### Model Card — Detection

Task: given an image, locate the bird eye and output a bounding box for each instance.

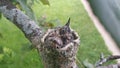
[60,28,66,35]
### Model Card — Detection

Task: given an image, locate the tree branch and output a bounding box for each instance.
[95,53,120,68]
[96,53,120,67]
[96,64,120,68]
[0,0,44,47]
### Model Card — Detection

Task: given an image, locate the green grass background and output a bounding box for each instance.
[0,0,113,68]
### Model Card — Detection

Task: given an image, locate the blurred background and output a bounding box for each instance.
[88,0,120,46]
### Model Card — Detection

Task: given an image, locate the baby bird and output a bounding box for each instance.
[59,18,74,46]
[45,18,75,48]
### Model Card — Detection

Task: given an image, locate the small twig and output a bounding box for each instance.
[96,53,120,67]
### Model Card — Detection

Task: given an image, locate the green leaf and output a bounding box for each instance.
[16,0,37,22]
[15,3,22,10]
[40,0,50,5]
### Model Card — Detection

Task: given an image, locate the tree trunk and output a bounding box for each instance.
[0,0,80,68]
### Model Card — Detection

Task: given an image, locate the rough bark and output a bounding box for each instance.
[0,0,80,68]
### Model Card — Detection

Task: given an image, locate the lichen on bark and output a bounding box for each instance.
[0,4,43,47]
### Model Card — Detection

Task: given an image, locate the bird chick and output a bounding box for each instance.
[45,18,76,48]
[59,18,74,46]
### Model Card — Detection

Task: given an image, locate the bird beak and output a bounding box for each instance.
[65,18,70,27]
